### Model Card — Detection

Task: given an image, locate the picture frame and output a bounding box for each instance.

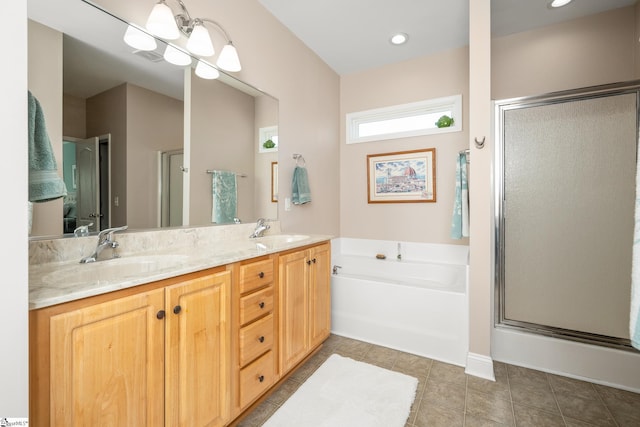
[367,148,436,203]
[271,161,278,202]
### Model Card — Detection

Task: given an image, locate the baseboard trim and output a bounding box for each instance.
[465,352,495,381]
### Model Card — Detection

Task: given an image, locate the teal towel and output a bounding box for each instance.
[450,152,469,239]
[211,170,237,224]
[28,91,67,202]
[292,166,311,205]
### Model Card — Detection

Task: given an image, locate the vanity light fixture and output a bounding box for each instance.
[390,33,409,45]
[195,60,220,79]
[163,44,192,66]
[141,0,242,72]
[123,24,157,51]
[549,0,573,7]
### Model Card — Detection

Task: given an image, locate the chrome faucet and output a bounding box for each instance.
[80,225,128,263]
[249,218,270,238]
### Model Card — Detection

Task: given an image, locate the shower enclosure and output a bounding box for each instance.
[495,82,639,349]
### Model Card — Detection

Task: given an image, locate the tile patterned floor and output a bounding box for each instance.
[238,334,640,427]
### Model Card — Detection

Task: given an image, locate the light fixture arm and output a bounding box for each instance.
[200,18,233,43]
[165,0,234,43]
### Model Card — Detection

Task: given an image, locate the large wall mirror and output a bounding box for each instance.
[28,0,278,238]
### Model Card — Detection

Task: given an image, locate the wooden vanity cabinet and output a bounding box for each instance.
[30,267,232,427]
[230,256,278,416]
[278,242,331,374]
[30,240,331,426]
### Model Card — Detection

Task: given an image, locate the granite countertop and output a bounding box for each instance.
[29,233,332,310]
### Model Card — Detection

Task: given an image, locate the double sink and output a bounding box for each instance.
[34,234,311,294]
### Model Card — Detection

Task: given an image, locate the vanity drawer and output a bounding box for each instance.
[239,314,273,366]
[239,350,275,409]
[239,286,273,326]
[239,259,273,294]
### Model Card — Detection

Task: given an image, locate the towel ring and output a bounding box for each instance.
[293,153,306,167]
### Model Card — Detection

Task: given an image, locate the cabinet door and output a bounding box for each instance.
[309,243,331,348]
[50,289,165,427]
[165,270,231,427]
[279,249,310,372]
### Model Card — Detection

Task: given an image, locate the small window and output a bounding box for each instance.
[259,126,278,153]
[346,95,462,144]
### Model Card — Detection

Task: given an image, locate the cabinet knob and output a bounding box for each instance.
[258,271,265,278]
[259,301,265,309]
[312,258,317,264]
[258,375,265,383]
[258,336,265,343]
[306,260,312,265]
[173,305,182,315]
[156,310,166,320]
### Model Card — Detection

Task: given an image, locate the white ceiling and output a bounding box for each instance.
[28,0,638,99]
[258,0,637,75]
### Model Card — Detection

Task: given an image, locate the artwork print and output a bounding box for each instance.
[367,148,436,203]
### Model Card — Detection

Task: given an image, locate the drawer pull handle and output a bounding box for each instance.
[258,271,265,278]
[258,375,265,383]
[258,336,265,343]
[259,302,265,309]
[156,310,166,320]
[173,305,182,315]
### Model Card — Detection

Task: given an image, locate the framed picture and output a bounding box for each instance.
[367,148,436,203]
[271,161,278,202]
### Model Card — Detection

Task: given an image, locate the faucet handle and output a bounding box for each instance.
[98,225,128,240]
[73,223,94,237]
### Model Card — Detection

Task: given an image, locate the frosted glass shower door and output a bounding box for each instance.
[500,91,637,342]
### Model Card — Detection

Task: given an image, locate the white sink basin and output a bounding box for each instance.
[254,234,310,245]
[41,254,189,285]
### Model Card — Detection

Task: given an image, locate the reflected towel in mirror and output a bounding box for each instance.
[211,170,237,224]
[292,166,311,205]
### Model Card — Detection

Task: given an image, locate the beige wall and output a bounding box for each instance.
[86,84,128,227]
[254,95,278,221]
[127,84,183,229]
[94,0,341,236]
[492,7,637,100]
[63,94,86,138]
[28,20,64,237]
[468,0,493,362]
[339,48,469,244]
[189,74,255,225]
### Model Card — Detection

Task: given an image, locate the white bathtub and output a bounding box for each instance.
[331,238,469,366]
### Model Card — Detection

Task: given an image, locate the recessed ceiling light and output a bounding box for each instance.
[549,0,572,8]
[390,33,408,45]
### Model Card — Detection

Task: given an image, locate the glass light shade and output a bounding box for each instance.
[390,33,408,45]
[186,24,215,57]
[550,0,572,7]
[123,24,157,51]
[164,44,192,66]
[146,1,180,40]
[216,43,241,72]
[195,60,220,79]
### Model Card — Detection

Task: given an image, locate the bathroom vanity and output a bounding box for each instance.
[28,229,331,426]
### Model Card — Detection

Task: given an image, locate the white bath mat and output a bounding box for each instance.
[262,353,418,427]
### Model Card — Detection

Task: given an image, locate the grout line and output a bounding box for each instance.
[592,382,620,427]
[545,372,569,427]
[504,363,518,426]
